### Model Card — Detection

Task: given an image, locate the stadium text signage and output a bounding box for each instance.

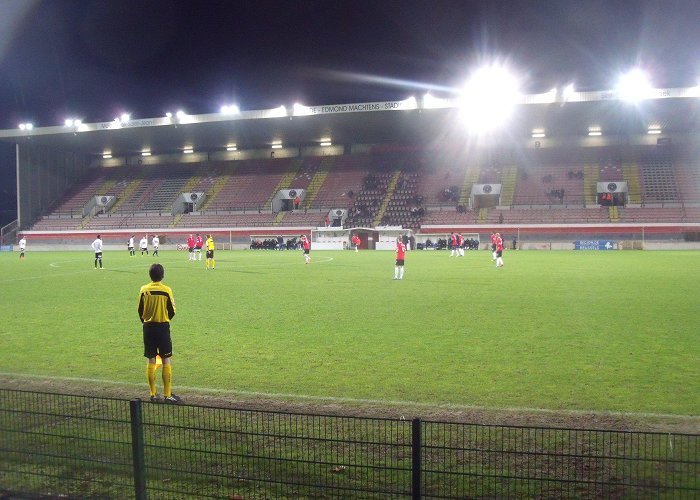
[574,240,616,250]
[306,101,416,115]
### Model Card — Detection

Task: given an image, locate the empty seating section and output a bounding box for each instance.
[638,152,679,203]
[309,155,368,209]
[28,145,698,231]
[204,159,291,211]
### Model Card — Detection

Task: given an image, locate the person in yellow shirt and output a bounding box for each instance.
[205,234,215,270]
[138,263,180,403]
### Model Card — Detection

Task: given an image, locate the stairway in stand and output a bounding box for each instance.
[583,164,599,206]
[302,156,334,209]
[478,208,489,223]
[372,171,401,226]
[608,205,619,222]
[622,162,642,203]
[458,166,480,208]
[499,166,518,206]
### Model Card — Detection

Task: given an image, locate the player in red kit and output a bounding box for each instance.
[457,233,465,257]
[187,234,195,261]
[351,234,361,252]
[394,237,406,280]
[490,232,498,261]
[449,232,458,257]
[194,233,204,261]
[300,234,311,264]
[495,233,504,267]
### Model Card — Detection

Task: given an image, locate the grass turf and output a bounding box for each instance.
[0,249,698,416]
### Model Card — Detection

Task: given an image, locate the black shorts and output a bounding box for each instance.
[206,250,214,258]
[128,246,134,251]
[496,250,502,257]
[491,244,496,251]
[94,252,102,259]
[395,259,404,266]
[196,246,202,251]
[140,247,147,252]
[188,247,194,252]
[143,322,173,358]
[303,249,310,254]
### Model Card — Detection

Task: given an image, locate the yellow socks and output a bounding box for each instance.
[146,363,157,397]
[162,364,172,397]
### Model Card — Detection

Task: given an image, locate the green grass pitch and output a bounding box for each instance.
[0,248,698,417]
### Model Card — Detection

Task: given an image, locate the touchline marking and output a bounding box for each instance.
[0,372,696,420]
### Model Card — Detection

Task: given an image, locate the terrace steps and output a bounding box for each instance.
[583,164,599,205]
[458,166,480,207]
[372,171,401,226]
[499,166,518,206]
[109,178,143,213]
[622,163,642,203]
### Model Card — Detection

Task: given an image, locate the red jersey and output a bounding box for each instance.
[458,234,465,246]
[195,236,203,249]
[301,236,310,250]
[491,234,498,245]
[496,237,503,252]
[396,241,406,260]
[450,234,457,246]
[187,236,195,249]
[352,235,360,245]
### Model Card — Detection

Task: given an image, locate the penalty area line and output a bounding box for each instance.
[0,371,696,421]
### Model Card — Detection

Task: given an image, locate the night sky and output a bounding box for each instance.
[1,0,700,223]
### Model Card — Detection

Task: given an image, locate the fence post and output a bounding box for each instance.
[130,399,147,500]
[412,418,422,500]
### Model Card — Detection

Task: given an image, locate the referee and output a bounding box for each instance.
[138,263,180,403]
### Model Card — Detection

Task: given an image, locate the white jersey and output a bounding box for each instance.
[152,236,159,248]
[91,238,103,252]
[128,237,134,248]
[19,238,26,251]
[139,238,148,249]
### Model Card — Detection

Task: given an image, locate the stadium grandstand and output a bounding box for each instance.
[1,83,700,250]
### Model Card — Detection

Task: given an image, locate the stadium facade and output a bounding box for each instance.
[0,86,699,250]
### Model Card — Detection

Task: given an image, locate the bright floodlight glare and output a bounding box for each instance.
[165,112,172,118]
[120,113,130,122]
[141,151,151,156]
[320,141,332,147]
[271,143,283,149]
[617,69,653,102]
[531,128,546,138]
[64,119,74,127]
[459,65,520,132]
[226,145,237,151]
[176,110,185,118]
[102,153,112,159]
[563,83,575,101]
[221,104,240,114]
[293,103,313,116]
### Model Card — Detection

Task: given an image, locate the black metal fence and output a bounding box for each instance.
[1,389,698,499]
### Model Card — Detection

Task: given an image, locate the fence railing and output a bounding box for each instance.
[1,389,698,499]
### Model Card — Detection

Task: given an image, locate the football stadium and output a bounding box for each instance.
[1,73,699,498]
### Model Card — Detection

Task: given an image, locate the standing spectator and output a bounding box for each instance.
[152,235,160,257]
[495,233,505,268]
[194,233,204,261]
[294,195,301,210]
[205,234,216,270]
[18,236,26,260]
[91,235,103,269]
[128,235,135,257]
[393,237,406,280]
[139,235,149,256]
[187,234,195,261]
[301,234,311,264]
[138,263,180,404]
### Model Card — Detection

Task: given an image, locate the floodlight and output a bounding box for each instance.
[268,105,287,118]
[176,110,185,119]
[531,129,546,138]
[65,119,74,127]
[401,96,418,110]
[563,83,575,101]
[588,126,602,136]
[423,93,450,109]
[220,104,240,114]
[165,112,173,118]
[320,141,332,147]
[616,69,653,102]
[183,148,194,154]
[141,150,151,156]
[458,64,521,132]
[19,123,26,130]
[102,153,113,159]
[647,126,662,134]
[120,113,131,123]
[271,143,283,149]
[293,103,313,116]
[226,145,237,151]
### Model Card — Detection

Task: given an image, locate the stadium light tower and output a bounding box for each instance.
[458,64,521,132]
[616,69,653,102]
[220,104,240,114]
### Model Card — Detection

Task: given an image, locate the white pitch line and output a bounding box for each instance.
[0,371,696,421]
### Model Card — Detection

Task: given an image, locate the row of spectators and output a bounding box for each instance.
[418,238,480,250]
[250,237,300,250]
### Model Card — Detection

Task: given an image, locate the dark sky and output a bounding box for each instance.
[2,0,700,129]
[1,0,700,224]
